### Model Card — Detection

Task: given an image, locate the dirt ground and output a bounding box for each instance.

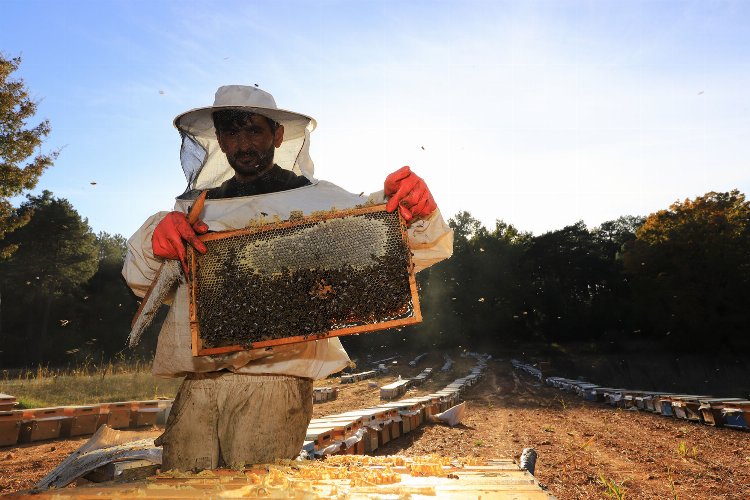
[2,355,749,499]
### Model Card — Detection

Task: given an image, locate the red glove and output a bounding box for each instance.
[384,166,437,223]
[152,212,209,276]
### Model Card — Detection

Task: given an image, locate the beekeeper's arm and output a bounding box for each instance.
[379,166,454,273]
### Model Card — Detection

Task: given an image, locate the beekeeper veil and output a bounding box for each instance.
[173,85,317,192]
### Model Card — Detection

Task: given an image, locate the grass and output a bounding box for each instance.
[599,473,626,499]
[667,467,678,500]
[0,358,181,408]
[676,441,697,458]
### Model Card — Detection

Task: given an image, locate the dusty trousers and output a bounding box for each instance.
[155,372,313,471]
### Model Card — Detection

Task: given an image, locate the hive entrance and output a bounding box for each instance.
[188,204,421,356]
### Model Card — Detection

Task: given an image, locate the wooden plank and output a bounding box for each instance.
[85,460,160,483]
[16,458,554,499]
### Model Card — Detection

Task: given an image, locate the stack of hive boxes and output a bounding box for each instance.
[517,360,750,431]
[0,399,173,447]
[304,354,490,459]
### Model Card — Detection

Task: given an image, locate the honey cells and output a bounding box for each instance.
[192,209,414,349]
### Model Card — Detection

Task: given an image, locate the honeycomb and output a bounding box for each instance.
[189,205,419,353]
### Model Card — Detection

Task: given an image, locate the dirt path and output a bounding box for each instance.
[2,357,749,499]
[374,360,750,499]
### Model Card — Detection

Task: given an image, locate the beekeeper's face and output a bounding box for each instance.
[215,112,285,180]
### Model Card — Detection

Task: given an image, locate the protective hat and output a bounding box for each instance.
[173,85,317,192]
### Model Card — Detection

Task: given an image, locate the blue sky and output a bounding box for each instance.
[2,0,749,238]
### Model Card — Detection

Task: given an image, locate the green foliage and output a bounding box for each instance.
[523,220,632,341]
[0,191,98,363]
[78,232,141,356]
[2,191,98,295]
[0,54,57,259]
[622,190,750,349]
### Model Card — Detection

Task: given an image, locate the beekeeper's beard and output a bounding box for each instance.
[226,142,276,179]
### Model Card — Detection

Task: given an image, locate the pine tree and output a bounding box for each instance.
[0,54,57,259]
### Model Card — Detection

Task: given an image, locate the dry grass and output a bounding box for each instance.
[0,358,181,408]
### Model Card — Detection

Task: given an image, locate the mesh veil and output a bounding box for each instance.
[176,106,316,193]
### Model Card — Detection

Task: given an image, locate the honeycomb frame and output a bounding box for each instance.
[187,204,421,356]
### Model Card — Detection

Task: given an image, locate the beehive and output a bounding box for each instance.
[0,411,22,446]
[61,406,100,437]
[129,401,160,427]
[188,205,420,356]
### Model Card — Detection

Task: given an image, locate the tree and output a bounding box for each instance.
[524,221,623,341]
[622,190,750,349]
[0,54,57,259]
[77,232,141,357]
[448,211,483,252]
[593,215,645,259]
[0,191,98,362]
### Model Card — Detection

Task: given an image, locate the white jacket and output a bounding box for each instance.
[122,180,453,380]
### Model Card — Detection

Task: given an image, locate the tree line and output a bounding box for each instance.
[3,188,749,367]
[0,190,151,366]
[368,190,750,356]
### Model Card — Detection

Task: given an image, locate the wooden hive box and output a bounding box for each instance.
[328,412,379,452]
[98,402,131,429]
[671,396,710,422]
[19,407,69,443]
[376,401,417,434]
[373,407,401,440]
[130,401,160,427]
[0,411,22,446]
[661,395,710,419]
[308,419,353,441]
[401,397,430,425]
[313,387,338,403]
[61,406,100,437]
[698,398,748,426]
[577,384,600,401]
[0,393,17,412]
[331,410,377,428]
[720,401,750,430]
[634,391,662,410]
[434,390,459,409]
[421,395,442,417]
[590,387,620,404]
[187,205,420,356]
[622,390,647,409]
[315,416,359,435]
[304,424,338,452]
[646,392,674,413]
[658,396,677,416]
[400,401,425,431]
[354,407,391,446]
[379,379,410,400]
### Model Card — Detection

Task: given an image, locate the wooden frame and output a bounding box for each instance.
[188,204,421,356]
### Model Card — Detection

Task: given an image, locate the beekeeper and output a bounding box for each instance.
[122,85,453,471]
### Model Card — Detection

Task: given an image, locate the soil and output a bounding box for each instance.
[2,355,749,499]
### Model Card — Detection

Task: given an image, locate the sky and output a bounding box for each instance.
[2,0,749,238]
